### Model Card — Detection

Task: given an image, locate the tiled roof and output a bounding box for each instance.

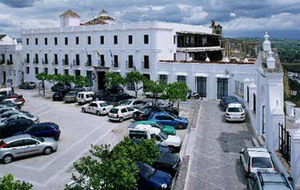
[0,34,6,40]
[84,15,115,26]
[59,10,80,18]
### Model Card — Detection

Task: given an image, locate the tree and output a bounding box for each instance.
[74,76,91,87]
[143,79,167,101]
[36,72,48,96]
[125,71,146,98]
[166,82,189,110]
[0,174,33,190]
[104,72,125,89]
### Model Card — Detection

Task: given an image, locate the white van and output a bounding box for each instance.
[128,124,182,153]
[77,91,94,105]
[0,87,13,96]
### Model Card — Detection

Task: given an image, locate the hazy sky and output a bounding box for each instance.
[0,0,300,39]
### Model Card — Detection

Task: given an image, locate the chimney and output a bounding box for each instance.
[263,32,271,52]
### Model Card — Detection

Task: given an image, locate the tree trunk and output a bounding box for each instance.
[177,100,180,112]
[43,81,45,97]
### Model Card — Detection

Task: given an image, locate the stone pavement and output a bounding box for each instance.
[183,99,254,190]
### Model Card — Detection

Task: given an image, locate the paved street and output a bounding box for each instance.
[185,100,254,190]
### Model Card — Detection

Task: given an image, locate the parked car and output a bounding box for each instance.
[108,105,138,122]
[137,162,172,190]
[51,83,71,92]
[64,91,78,103]
[15,122,61,140]
[148,112,188,129]
[71,86,91,93]
[3,111,39,124]
[104,93,133,106]
[0,107,16,114]
[0,101,20,109]
[107,85,124,94]
[0,118,34,139]
[0,110,21,119]
[133,107,153,121]
[247,172,294,190]
[240,147,276,176]
[77,91,94,105]
[225,103,246,122]
[0,93,25,104]
[133,120,176,135]
[2,98,24,108]
[82,101,113,116]
[19,81,36,89]
[220,96,239,111]
[52,91,67,101]
[0,134,58,164]
[153,152,181,177]
[128,124,182,153]
[93,90,111,101]
[131,138,170,153]
[118,99,149,109]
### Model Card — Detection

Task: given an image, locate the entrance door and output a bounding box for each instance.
[196,77,207,97]
[97,71,106,90]
[262,105,265,136]
[3,71,6,85]
[217,78,228,99]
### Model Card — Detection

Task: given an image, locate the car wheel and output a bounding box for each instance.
[3,154,13,164]
[177,123,184,129]
[82,108,86,113]
[96,111,101,116]
[169,146,176,153]
[43,147,53,155]
[195,95,200,99]
[119,117,124,122]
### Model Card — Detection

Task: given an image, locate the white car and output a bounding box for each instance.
[118,99,149,109]
[77,91,94,105]
[3,112,39,124]
[81,101,113,116]
[108,105,138,122]
[240,147,276,176]
[225,103,245,122]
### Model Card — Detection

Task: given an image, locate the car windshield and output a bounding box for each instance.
[170,113,179,119]
[228,107,243,112]
[31,135,44,142]
[110,108,119,113]
[226,97,238,102]
[139,164,155,179]
[100,103,109,107]
[159,131,168,140]
[252,157,273,168]
[19,111,34,118]
[66,92,76,96]
[120,101,131,105]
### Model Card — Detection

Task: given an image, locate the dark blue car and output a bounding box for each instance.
[137,162,172,190]
[15,122,61,140]
[148,112,188,129]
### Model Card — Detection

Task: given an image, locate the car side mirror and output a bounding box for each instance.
[239,151,243,154]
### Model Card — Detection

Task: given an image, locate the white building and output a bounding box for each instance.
[0,35,23,87]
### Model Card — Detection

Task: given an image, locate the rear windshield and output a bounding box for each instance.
[31,135,44,142]
[110,108,119,113]
[119,101,131,105]
[66,92,76,96]
[100,103,109,107]
[252,157,273,168]
[228,107,242,112]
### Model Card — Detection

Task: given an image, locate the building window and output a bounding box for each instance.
[64,69,69,75]
[64,54,69,65]
[26,67,30,74]
[44,54,48,64]
[87,36,91,45]
[34,54,39,64]
[113,55,118,67]
[75,70,80,77]
[128,35,133,44]
[86,54,92,66]
[253,93,256,114]
[143,55,149,69]
[174,53,176,61]
[65,37,68,45]
[128,55,133,68]
[0,54,4,64]
[54,37,58,45]
[235,81,244,98]
[247,86,249,103]
[75,54,80,65]
[76,36,79,45]
[35,67,39,74]
[54,68,58,75]
[26,54,30,63]
[159,75,168,83]
[144,35,149,44]
[35,38,38,45]
[100,55,105,66]
[87,71,93,85]
[177,76,186,84]
[114,35,118,44]
[44,68,48,75]
[26,38,29,45]
[173,35,176,44]
[54,54,58,65]
[8,54,13,65]
[100,36,104,44]
[44,38,48,45]
[127,81,135,91]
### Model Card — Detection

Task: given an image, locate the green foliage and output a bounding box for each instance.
[74,76,91,86]
[104,72,125,89]
[35,72,48,81]
[0,174,33,190]
[166,82,188,103]
[143,79,167,99]
[125,71,147,98]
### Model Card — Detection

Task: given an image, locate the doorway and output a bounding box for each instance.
[2,71,6,85]
[196,77,207,97]
[217,78,228,99]
[97,71,106,90]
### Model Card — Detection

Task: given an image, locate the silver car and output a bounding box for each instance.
[1,111,39,124]
[0,134,58,164]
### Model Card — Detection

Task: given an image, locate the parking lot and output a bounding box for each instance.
[0,89,193,190]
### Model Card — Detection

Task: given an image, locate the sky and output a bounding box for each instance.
[0,0,300,39]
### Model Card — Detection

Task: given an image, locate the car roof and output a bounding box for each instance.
[258,172,292,190]
[133,124,160,133]
[227,103,242,108]
[92,101,107,104]
[246,147,271,157]
[3,134,31,142]
[114,105,132,109]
